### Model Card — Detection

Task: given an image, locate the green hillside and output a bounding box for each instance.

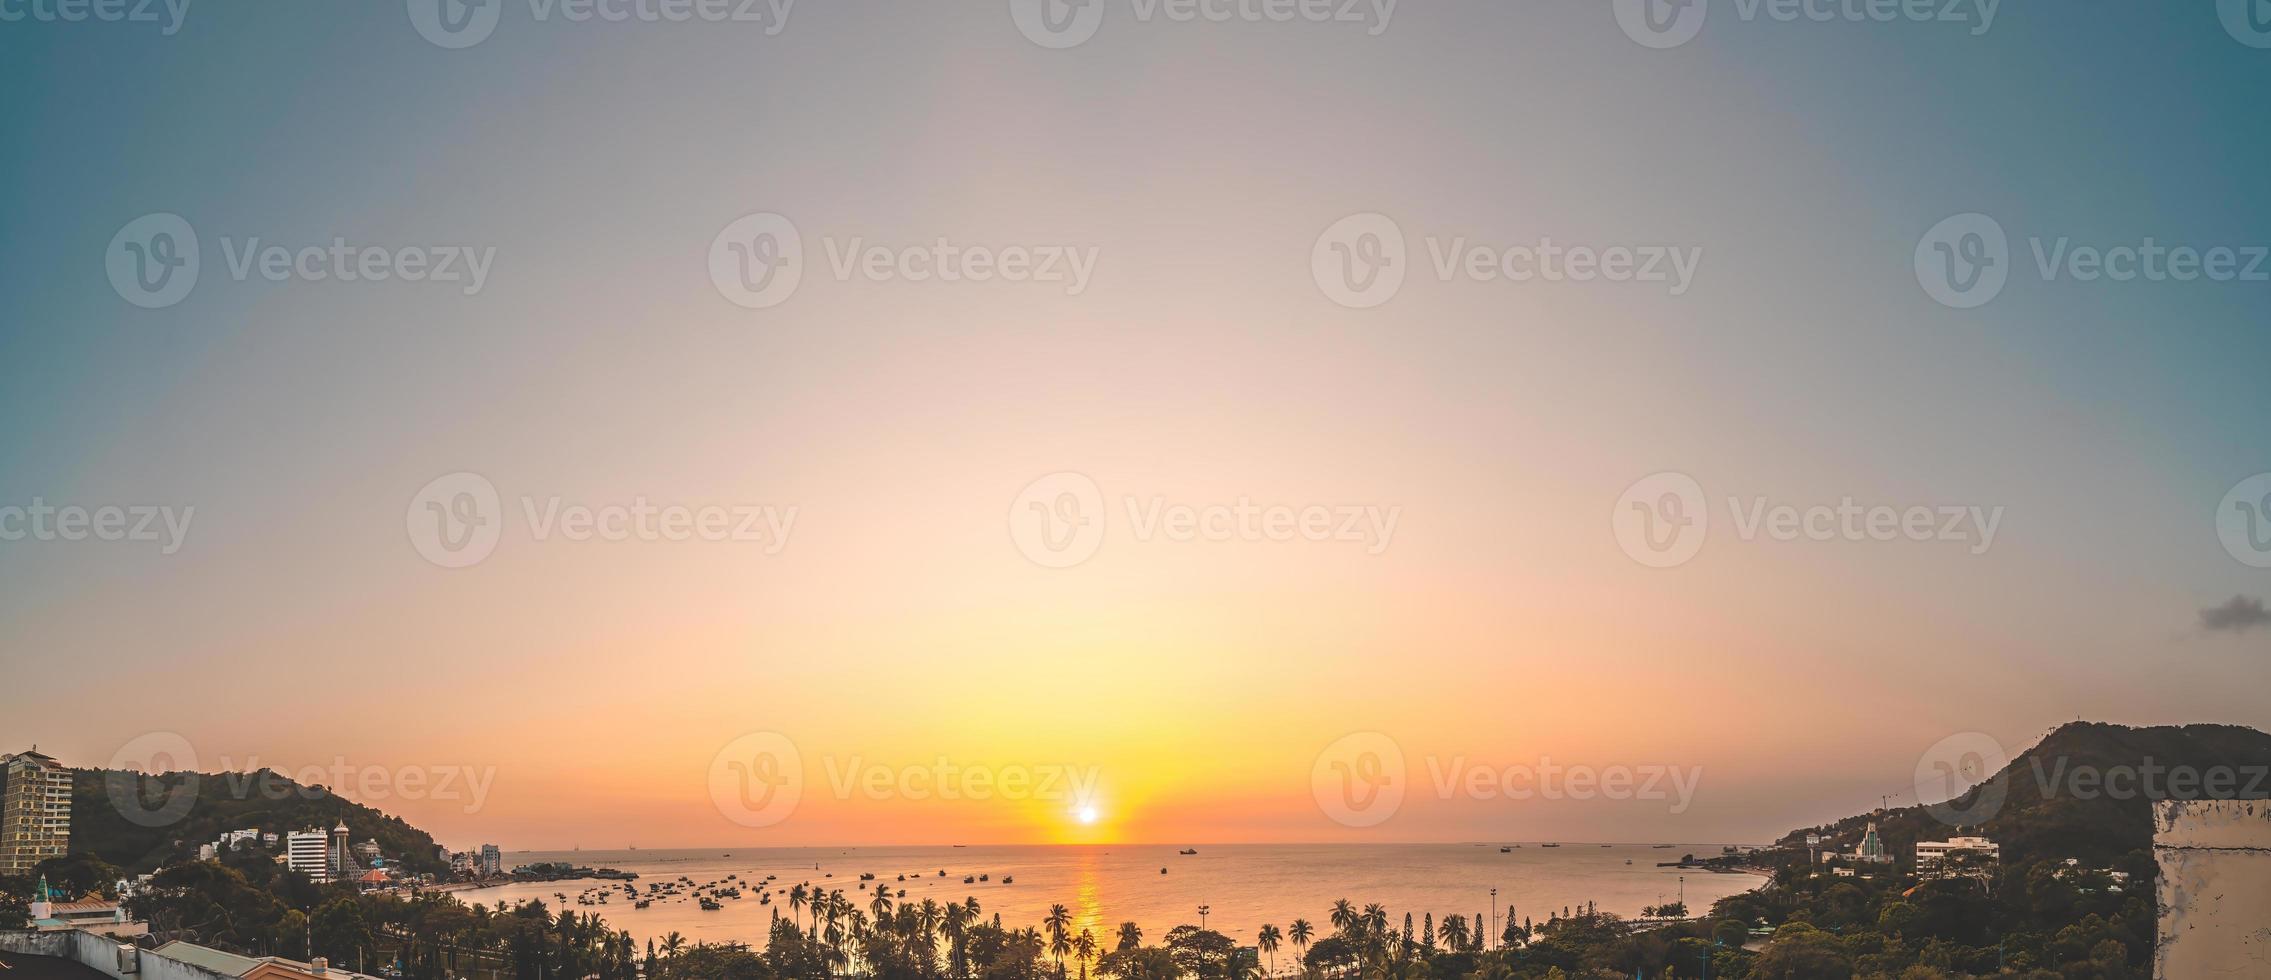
[71,767,450,876]
[1782,721,2271,868]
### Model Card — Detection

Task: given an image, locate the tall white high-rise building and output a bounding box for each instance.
[287,829,331,883]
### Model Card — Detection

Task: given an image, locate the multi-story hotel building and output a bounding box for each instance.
[1,750,72,874]
[286,829,331,883]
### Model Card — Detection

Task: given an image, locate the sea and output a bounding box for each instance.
[452,843,1764,951]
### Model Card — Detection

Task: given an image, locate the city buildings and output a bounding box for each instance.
[1916,835,1999,869]
[285,830,329,883]
[24,877,145,938]
[479,843,502,876]
[0,750,72,875]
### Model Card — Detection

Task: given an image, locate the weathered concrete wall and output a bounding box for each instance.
[2155,799,2271,979]
[0,930,243,980]
[0,928,135,978]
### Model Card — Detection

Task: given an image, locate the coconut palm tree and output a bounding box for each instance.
[1045,904,1073,980]
[1074,929,1097,980]
[1116,921,1143,952]
[1256,924,1282,977]
[1289,919,1313,958]
[661,932,686,958]
[790,883,808,929]
[1438,914,1468,952]
[1329,900,1357,936]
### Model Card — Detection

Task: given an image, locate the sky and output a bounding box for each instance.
[2,0,2269,852]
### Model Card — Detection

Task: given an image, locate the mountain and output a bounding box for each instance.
[70,766,450,875]
[1783,721,2271,868]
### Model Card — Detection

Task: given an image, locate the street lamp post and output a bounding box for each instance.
[1199,905,1211,931]
[1489,888,1497,948]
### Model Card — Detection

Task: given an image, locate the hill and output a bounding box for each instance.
[71,766,451,876]
[1783,721,2271,868]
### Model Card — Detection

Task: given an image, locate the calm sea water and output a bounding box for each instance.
[455,844,1762,951]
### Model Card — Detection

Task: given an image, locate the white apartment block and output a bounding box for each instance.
[1916,835,2000,868]
[286,829,331,883]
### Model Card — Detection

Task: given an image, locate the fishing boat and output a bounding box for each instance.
[1541,843,1561,848]
[979,874,989,881]
[1160,867,1168,874]
[964,876,976,884]
[1001,876,1012,884]
[1499,846,1512,853]
[1179,848,1198,855]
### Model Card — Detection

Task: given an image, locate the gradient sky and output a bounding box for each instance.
[3,0,2268,851]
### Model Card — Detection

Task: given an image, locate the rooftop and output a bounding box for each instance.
[0,951,112,980]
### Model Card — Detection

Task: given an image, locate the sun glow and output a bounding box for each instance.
[1077,805,1100,824]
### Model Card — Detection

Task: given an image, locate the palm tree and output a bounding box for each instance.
[1256,925,1282,977]
[1438,914,1468,952]
[1074,929,1097,980]
[790,883,808,929]
[1045,904,1074,980]
[661,932,686,958]
[944,901,973,977]
[1363,904,1387,940]
[1289,919,1313,957]
[1116,921,1143,952]
[1329,900,1357,935]
[872,885,894,923]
